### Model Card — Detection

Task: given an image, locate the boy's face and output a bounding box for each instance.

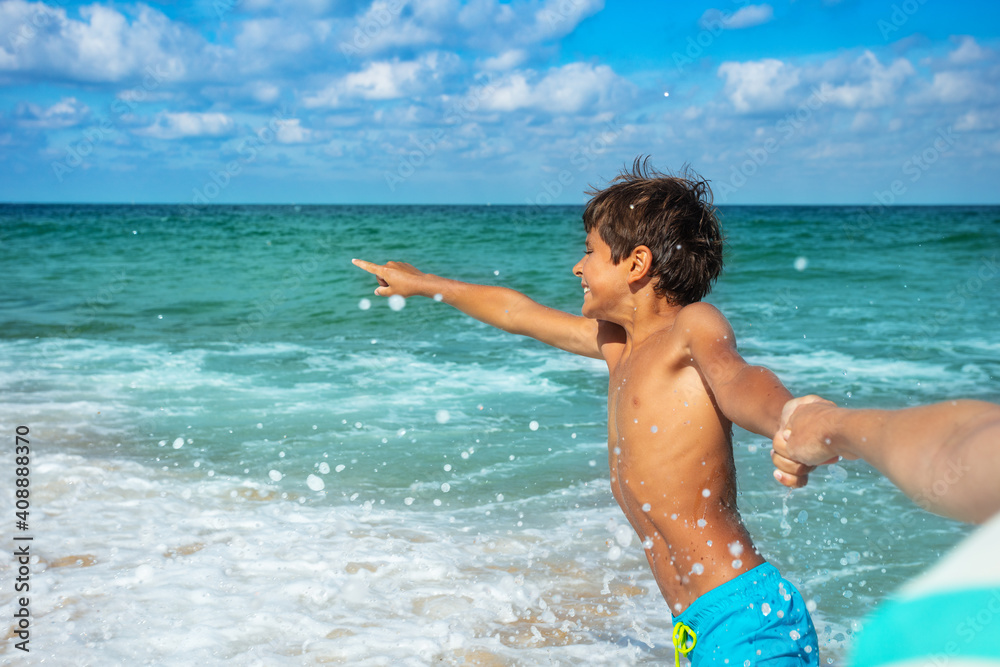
[573,229,628,319]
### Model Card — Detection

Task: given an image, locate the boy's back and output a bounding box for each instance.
[354,159,818,664]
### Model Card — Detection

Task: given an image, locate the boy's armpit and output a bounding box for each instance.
[596,320,627,348]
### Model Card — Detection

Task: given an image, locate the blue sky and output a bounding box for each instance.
[1,0,998,204]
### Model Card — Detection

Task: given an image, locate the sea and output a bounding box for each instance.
[1,204,997,666]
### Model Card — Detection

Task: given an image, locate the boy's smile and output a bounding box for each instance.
[573,229,627,320]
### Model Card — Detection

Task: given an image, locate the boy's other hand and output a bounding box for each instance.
[352,259,435,298]
[771,395,842,488]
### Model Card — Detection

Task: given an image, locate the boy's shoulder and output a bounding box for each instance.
[673,301,735,341]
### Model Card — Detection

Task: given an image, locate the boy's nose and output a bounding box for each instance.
[572,258,583,276]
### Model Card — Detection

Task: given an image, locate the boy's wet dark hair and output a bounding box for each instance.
[583,157,724,305]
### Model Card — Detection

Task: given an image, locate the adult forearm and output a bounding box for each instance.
[824,401,1000,523]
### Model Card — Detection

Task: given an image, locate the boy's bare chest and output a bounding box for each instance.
[605,343,715,448]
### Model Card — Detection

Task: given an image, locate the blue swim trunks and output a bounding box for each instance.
[672,563,819,666]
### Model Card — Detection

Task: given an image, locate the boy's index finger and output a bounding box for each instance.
[351,258,383,276]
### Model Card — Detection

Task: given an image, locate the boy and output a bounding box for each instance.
[353,159,818,665]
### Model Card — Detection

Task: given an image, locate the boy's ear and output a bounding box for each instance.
[627,245,653,283]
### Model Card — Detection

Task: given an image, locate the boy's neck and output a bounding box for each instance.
[611,285,684,344]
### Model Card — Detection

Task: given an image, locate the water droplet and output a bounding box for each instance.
[702,488,711,497]
[319,462,330,474]
[529,420,539,431]
[642,503,651,512]
[697,518,707,528]
[729,541,744,557]
[441,482,451,493]
[690,563,704,576]
[732,559,742,569]
[761,602,771,616]
[404,497,414,505]
[388,294,406,311]
[794,257,808,271]
[268,470,282,482]
[650,425,658,433]
[335,464,346,473]
[358,298,372,310]
[435,409,450,424]
[172,437,184,449]
[306,474,325,491]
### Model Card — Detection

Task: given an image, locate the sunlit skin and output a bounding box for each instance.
[772,395,1000,525]
[354,228,799,614]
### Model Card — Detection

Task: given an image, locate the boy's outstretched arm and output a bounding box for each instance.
[680,302,795,439]
[772,397,1000,524]
[352,259,604,359]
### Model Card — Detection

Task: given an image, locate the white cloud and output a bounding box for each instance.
[718,58,800,112]
[948,36,988,65]
[815,51,914,109]
[718,50,917,113]
[479,62,629,114]
[955,110,996,132]
[137,112,234,139]
[275,119,311,143]
[332,0,603,59]
[0,1,191,83]
[14,97,89,129]
[700,4,774,30]
[303,52,460,107]
[927,70,979,104]
[481,49,528,71]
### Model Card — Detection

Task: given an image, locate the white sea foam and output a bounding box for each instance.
[0,452,681,665]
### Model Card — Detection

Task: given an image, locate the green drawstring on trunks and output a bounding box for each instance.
[673,621,697,666]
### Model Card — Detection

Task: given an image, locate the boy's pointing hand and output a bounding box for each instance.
[352,258,435,298]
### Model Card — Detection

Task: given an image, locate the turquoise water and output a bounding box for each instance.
[1,204,998,664]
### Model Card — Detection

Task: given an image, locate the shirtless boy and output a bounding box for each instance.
[354,159,818,665]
